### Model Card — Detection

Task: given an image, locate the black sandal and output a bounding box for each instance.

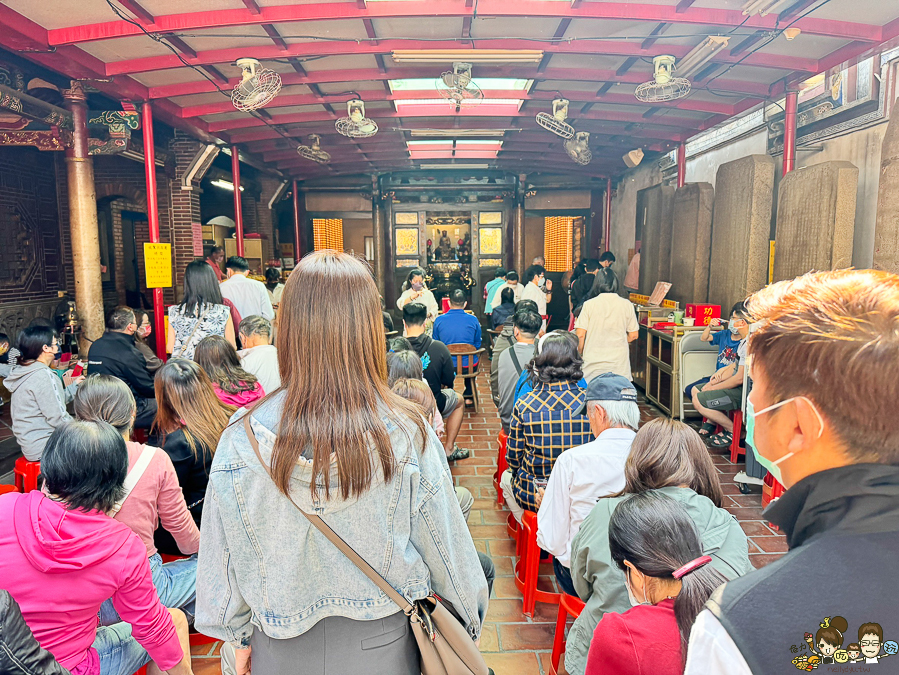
[698,422,716,437]
[708,431,733,448]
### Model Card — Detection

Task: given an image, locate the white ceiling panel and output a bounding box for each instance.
[79,35,175,62]
[300,54,380,72]
[132,68,207,87]
[179,25,271,53]
[2,0,120,29]
[272,20,371,42]
[370,17,463,40]
[470,17,562,39]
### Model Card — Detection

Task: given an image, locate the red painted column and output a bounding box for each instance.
[604,177,612,252]
[232,146,245,257]
[782,89,799,175]
[142,102,166,360]
[676,143,686,188]
[292,180,302,261]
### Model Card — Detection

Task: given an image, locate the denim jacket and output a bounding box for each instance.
[195,394,488,647]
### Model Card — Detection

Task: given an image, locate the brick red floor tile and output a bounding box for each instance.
[498,622,557,651]
[483,651,542,675]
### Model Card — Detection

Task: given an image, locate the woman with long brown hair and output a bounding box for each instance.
[561,418,753,675]
[195,251,487,675]
[152,358,232,554]
[194,335,265,406]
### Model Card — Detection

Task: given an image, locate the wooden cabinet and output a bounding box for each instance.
[225,238,269,274]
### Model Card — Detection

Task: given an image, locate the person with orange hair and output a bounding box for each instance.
[685,269,899,675]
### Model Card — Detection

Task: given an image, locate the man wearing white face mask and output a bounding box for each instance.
[684,269,899,675]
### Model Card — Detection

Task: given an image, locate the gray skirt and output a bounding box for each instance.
[249,611,419,675]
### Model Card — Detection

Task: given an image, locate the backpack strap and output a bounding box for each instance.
[109,446,156,516]
[508,345,524,377]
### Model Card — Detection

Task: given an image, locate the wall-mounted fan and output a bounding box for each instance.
[296,134,331,164]
[335,99,379,138]
[564,131,592,166]
[436,62,484,108]
[635,55,691,103]
[231,58,282,112]
[536,98,575,139]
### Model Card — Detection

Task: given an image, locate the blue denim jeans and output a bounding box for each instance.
[92,622,152,675]
[100,553,198,626]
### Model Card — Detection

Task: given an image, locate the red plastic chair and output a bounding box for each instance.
[729,410,744,463]
[550,594,586,675]
[493,429,508,506]
[132,633,218,674]
[514,511,561,617]
[0,484,18,496]
[14,458,40,493]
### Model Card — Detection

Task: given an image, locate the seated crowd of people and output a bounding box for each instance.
[1,251,897,675]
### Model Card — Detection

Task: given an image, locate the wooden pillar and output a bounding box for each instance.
[372,175,386,298]
[514,174,526,274]
[62,82,104,351]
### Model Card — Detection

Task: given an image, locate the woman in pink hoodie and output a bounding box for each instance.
[194,334,265,407]
[73,374,201,623]
[0,420,192,675]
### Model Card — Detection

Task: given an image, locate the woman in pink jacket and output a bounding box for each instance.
[74,374,201,624]
[0,420,192,675]
[194,334,265,407]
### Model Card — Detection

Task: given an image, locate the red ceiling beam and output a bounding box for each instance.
[181,88,735,119]
[207,105,704,133]
[47,1,882,45]
[103,38,820,77]
[149,66,773,100]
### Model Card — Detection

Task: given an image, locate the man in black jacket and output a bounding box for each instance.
[402,302,468,461]
[86,306,157,428]
[684,269,899,674]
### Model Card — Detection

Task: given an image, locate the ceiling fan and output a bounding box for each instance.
[231,58,282,112]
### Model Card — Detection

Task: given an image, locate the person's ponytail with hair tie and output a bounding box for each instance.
[672,555,712,579]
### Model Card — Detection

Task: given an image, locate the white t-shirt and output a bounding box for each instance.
[238,344,280,395]
[575,293,640,381]
[520,281,547,317]
[536,427,636,567]
[490,282,524,310]
[220,274,275,321]
[684,610,752,675]
[397,287,439,321]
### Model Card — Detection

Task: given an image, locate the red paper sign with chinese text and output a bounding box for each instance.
[686,303,720,326]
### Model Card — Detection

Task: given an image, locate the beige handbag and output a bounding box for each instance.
[243,415,490,675]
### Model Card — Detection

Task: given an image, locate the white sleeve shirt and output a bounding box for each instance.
[684,609,752,675]
[220,274,275,321]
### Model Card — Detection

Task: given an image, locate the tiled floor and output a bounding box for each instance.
[3,369,785,674]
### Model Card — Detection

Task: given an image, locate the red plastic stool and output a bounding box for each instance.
[14,458,41,493]
[493,430,508,506]
[514,511,561,617]
[0,484,18,496]
[729,410,744,463]
[761,471,786,531]
[550,594,586,675]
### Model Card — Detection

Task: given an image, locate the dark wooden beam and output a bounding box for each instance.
[675,0,697,12]
[240,0,261,15]
[641,23,669,50]
[616,57,638,76]
[163,35,196,58]
[115,0,154,24]
[262,24,288,50]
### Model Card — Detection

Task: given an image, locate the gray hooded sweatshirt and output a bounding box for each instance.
[4,362,75,461]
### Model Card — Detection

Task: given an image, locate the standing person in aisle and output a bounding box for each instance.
[483,267,506,318]
[521,265,550,328]
[220,256,275,323]
[575,268,639,381]
[196,251,487,675]
[167,260,236,360]
[396,268,439,332]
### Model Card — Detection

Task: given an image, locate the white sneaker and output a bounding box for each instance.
[734,471,764,486]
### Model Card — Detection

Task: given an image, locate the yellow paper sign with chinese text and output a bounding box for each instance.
[144,243,172,288]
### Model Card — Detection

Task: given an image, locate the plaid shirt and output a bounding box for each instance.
[507,381,594,512]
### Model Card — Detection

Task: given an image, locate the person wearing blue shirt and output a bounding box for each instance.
[683,311,744,438]
[483,268,506,316]
[432,289,482,406]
